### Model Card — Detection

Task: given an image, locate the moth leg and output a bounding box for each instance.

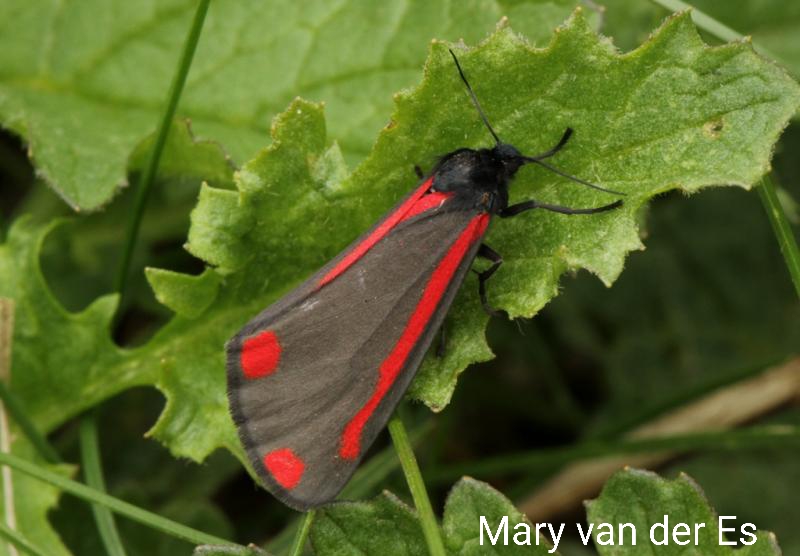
[414,165,425,179]
[436,323,447,358]
[499,199,622,218]
[475,243,503,317]
[527,127,573,160]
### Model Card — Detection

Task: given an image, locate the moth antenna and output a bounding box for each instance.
[449,49,624,197]
[522,156,627,196]
[449,49,501,145]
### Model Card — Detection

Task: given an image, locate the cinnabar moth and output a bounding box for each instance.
[226,50,624,510]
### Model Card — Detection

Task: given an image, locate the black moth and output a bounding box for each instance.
[226,49,624,510]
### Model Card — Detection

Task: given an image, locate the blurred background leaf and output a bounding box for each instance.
[586,469,781,554]
[0,0,598,211]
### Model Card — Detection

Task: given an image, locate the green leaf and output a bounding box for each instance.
[442,478,554,555]
[0,218,137,430]
[310,477,553,555]
[660,410,800,555]
[0,220,169,552]
[310,492,428,555]
[7,458,76,556]
[311,471,786,555]
[675,0,800,78]
[128,119,236,192]
[145,267,221,319]
[140,8,800,460]
[34,118,232,315]
[0,0,592,211]
[597,0,672,52]
[381,10,800,409]
[586,468,781,554]
[145,98,337,461]
[601,0,800,80]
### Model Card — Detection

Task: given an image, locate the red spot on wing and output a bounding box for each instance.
[240,330,282,379]
[263,448,305,490]
[398,191,453,222]
[318,178,442,288]
[339,213,490,459]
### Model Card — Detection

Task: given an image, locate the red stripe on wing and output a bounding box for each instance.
[398,191,452,222]
[317,177,436,288]
[339,213,490,459]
